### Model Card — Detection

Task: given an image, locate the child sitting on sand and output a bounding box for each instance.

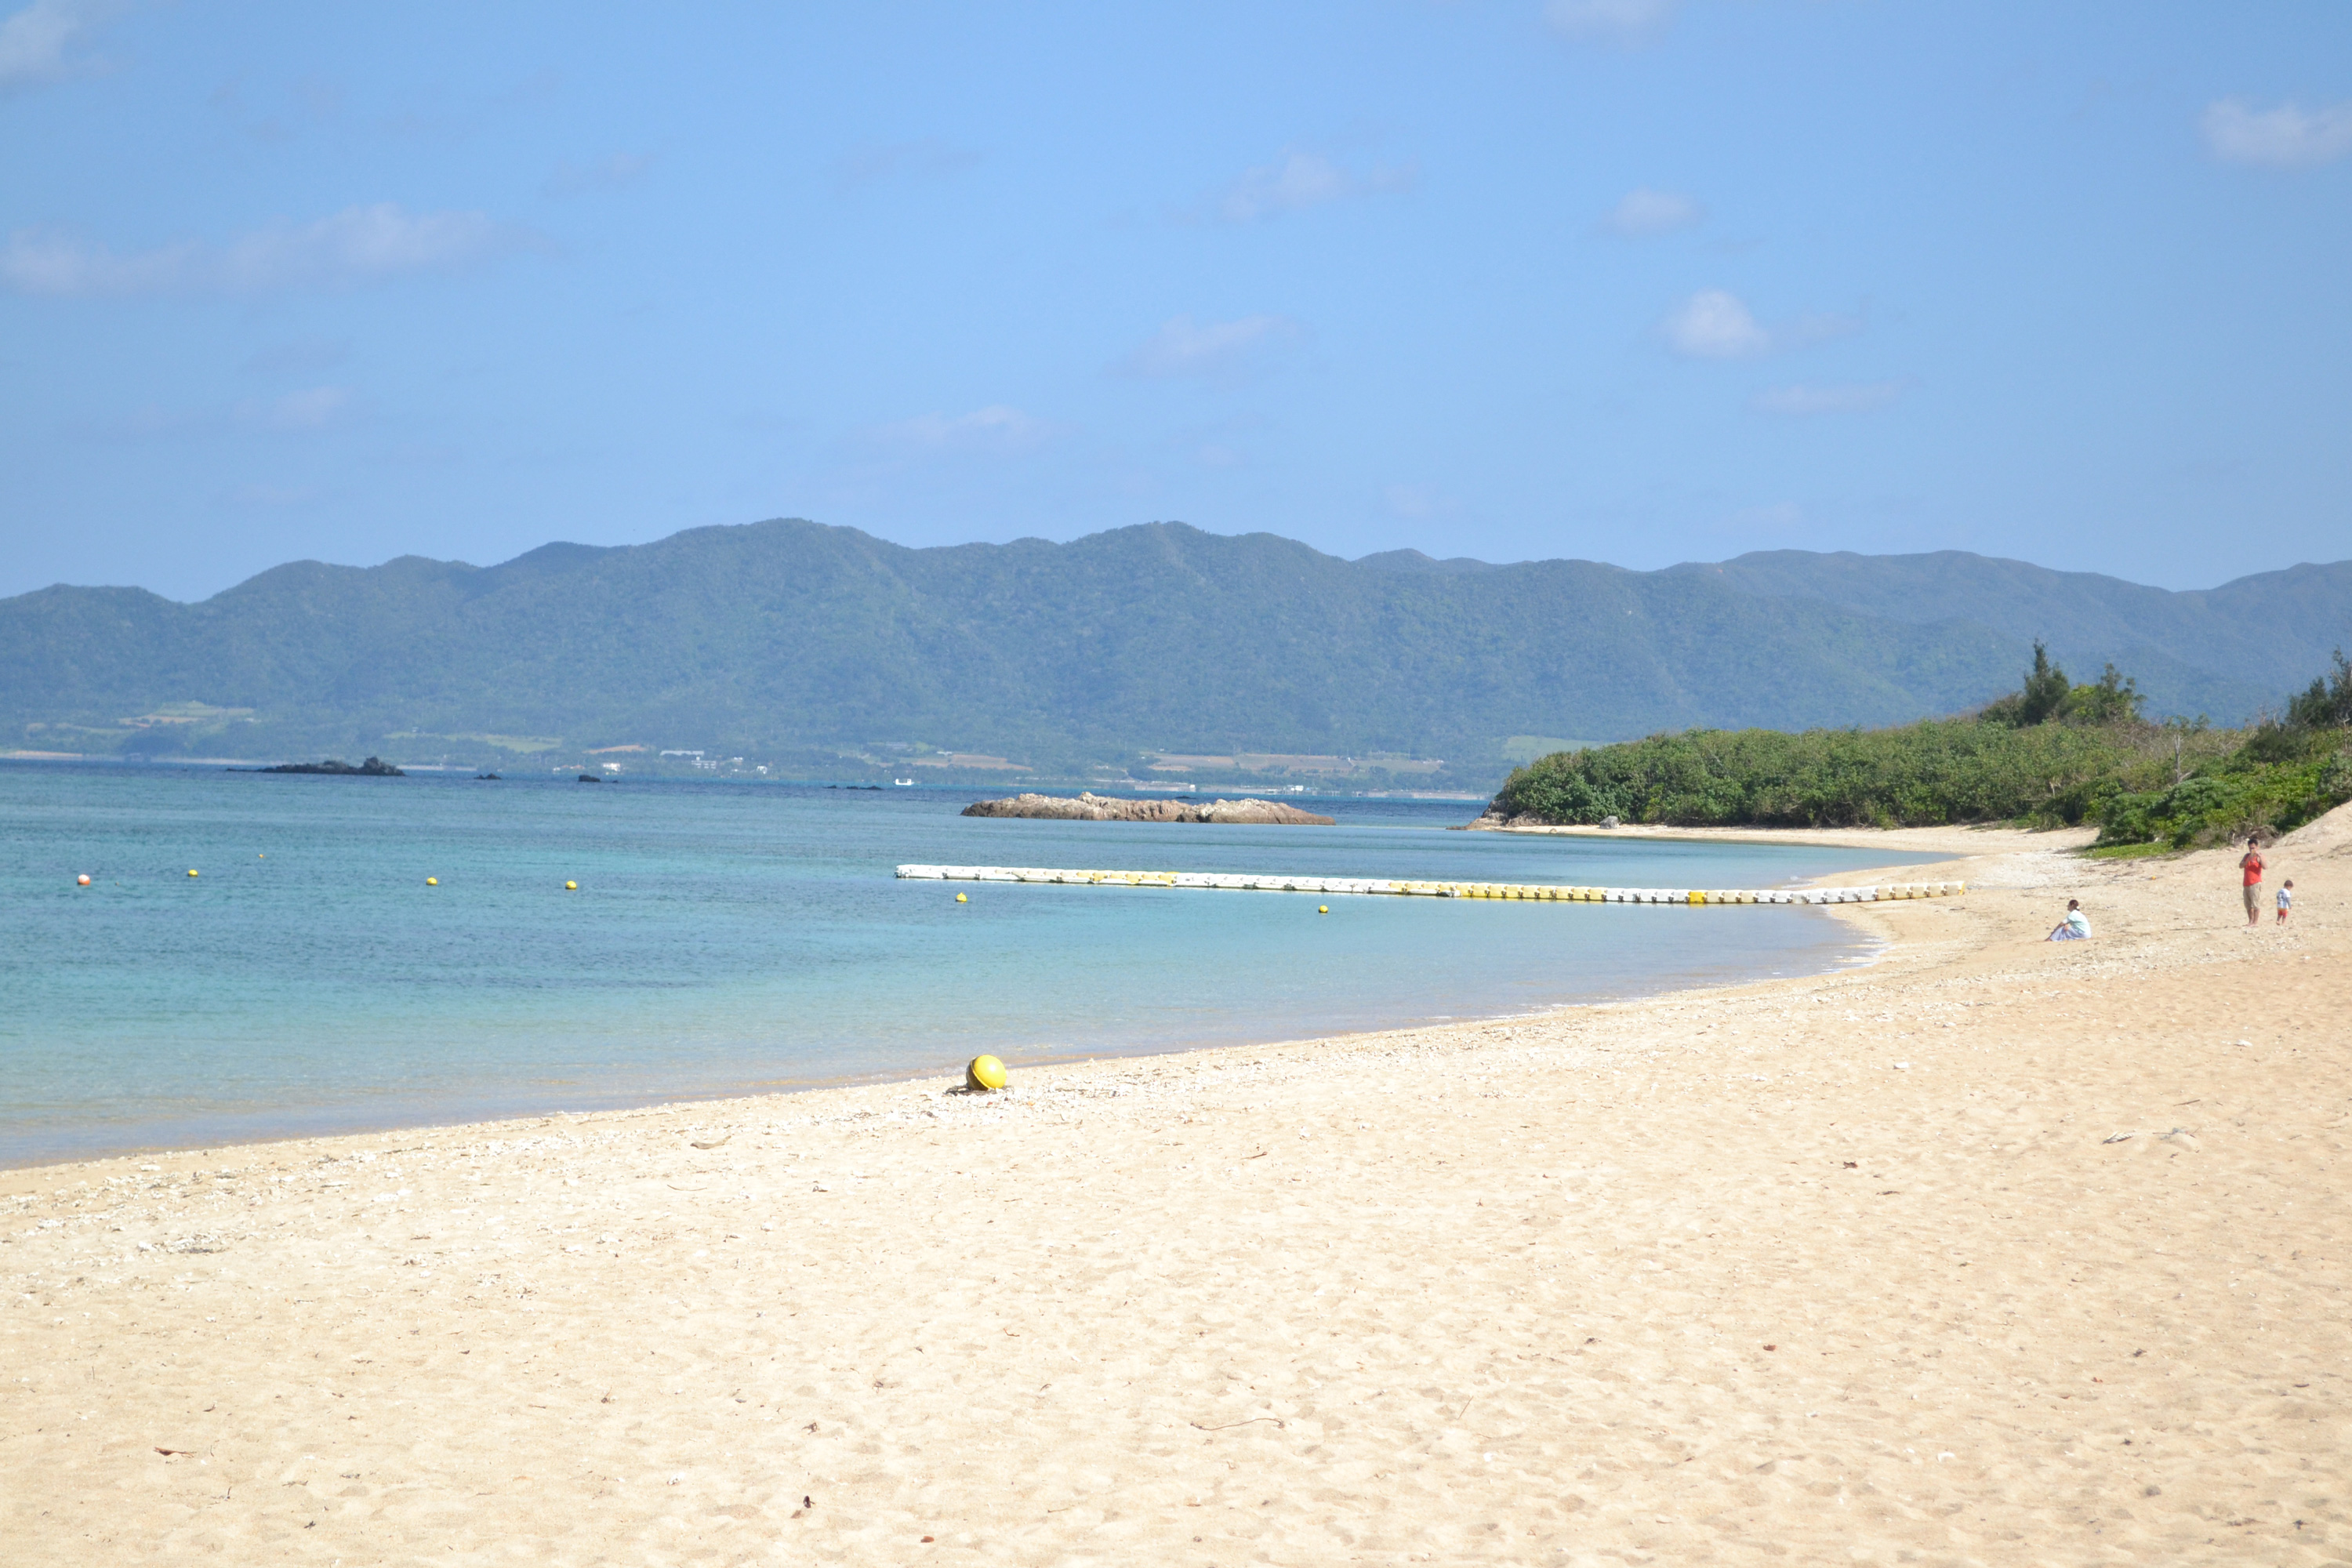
[2047,899,2091,941]
[2278,880,2293,925]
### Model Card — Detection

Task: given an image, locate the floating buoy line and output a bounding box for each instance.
[897,865,1962,906]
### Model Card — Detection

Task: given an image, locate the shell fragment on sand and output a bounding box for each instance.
[894,866,1962,906]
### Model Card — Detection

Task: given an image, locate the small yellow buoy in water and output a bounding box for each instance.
[187,869,199,878]
[1319,905,1328,914]
[77,874,91,887]
[955,891,967,902]
[967,1054,1007,1091]
[426,877,438,887]
[565,880,578,891]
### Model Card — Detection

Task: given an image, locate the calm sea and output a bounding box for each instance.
[0,762,1940,1166]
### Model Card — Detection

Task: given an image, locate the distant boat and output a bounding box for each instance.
[894,779,915,786]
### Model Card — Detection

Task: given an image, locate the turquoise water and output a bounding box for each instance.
[0,763,1940,1166]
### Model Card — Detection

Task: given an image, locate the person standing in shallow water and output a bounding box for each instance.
[2240,837,2266,928]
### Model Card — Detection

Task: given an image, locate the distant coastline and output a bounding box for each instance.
[8,524,2339,791]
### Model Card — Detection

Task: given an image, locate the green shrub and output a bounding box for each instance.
[1494,719,2202,829]
[2323,746,2352,801]
[1494,652,2350,840]
[2092,725,2350,849]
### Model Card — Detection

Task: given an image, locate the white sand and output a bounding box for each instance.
[5,814,2347,1563]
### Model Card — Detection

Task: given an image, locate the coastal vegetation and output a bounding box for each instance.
[1493,645,2352,848]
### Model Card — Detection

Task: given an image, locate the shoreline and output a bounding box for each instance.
[5,813,2343,1562]
[2,866,1900,1175]
[3,823,1960,1173]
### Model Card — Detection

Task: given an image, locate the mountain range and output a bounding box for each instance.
[4,519,2346,788]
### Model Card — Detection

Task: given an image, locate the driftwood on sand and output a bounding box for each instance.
[961,791,1334,825]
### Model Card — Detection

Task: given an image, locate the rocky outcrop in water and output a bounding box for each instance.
[962,791,1334,825]
[261,756,405,776]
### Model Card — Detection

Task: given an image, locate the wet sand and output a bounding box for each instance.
[5,812,2347,1564]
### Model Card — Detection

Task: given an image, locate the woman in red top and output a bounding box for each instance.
[2241,837,2265,927]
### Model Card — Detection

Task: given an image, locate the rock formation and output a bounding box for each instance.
[962,792,1333,826]
[1464,804,1616,829]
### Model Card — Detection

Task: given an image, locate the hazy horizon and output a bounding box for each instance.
[5,3,2348,601]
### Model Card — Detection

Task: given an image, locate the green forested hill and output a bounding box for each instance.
[3,519,2344,785]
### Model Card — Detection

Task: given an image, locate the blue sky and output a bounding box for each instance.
[3,2,2347,601]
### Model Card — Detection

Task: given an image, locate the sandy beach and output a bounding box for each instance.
[5,811,2347,1566]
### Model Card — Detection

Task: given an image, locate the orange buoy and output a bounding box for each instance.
[77,874,91,887]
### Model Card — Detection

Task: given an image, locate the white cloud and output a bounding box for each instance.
[1,231,194,296]
[1118,314,1304,381]
[872,405,1058,454]
[0,203,515,297]
[1601,187,1703,236]
[0,0,109,88]
[1663,289,1770,358]
[2200,97,2352,169]
[546,151,653,197]
[1750,380,1903,416]
[1212,149,1416,223]
[1545,0,1677,47]
[1662,289,1862,359]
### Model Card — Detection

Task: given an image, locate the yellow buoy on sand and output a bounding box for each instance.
[564,880,579,891]
[955,891,967,902]
[967,1054,1007,1092]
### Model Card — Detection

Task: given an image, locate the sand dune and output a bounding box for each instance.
[2282,799,2352,859]
[4,816,2346,1563]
